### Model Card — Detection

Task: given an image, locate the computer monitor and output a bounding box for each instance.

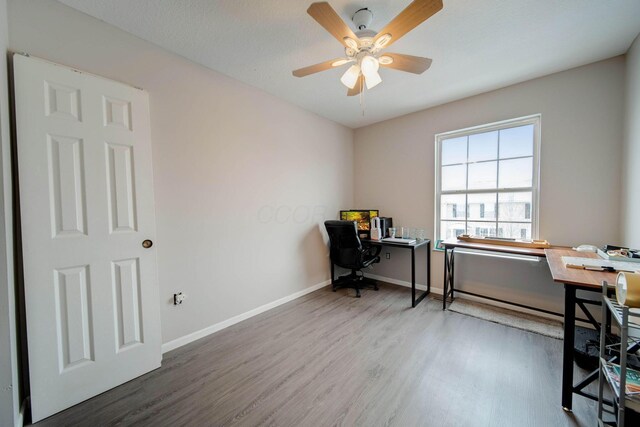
[340,210,379,238]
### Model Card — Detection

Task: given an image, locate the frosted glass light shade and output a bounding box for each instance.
[361,55,381,89]
[340,65,361,89]
[360,55,379,75]
[364,70,382,89]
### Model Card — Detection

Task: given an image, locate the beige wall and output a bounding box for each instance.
[354,57,625,313]
[622,35,640,247]
[7,0,353,345]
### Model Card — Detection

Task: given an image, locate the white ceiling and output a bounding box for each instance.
[57,0,640,128]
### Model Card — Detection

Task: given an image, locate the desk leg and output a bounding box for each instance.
[450,248,455,301]
[427,240,431,294]
[411,243,430,308]
[411,247,416,307]
[442,247,455,310]
[562,285,576,411]
[442,247,448,310]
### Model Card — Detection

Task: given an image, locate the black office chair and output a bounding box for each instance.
[324,220,381,298]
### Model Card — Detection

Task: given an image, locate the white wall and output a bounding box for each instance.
[622,34,640,247]
[354,57,625,314]
[0,0,20,422]
[7,0,353,345]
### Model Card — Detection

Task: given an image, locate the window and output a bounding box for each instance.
[435,115,540,241]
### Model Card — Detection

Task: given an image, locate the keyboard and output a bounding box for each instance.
[381,237,417,244]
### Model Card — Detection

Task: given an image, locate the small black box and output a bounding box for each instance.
[378,217,393,237]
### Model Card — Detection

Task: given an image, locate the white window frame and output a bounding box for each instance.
[434,114,542,242]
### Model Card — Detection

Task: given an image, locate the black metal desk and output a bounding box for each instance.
[360,238,431,307]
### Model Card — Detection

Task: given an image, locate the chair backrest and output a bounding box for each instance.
[324,220,363,269]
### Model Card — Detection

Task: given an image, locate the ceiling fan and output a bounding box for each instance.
[292,0,443,96]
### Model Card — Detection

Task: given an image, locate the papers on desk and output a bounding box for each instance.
[562,256,640,273]
[381,237,417,244]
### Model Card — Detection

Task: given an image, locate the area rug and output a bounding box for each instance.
[448,299,563,339]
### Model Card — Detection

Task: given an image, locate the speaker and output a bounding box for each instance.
[378,217,393,237]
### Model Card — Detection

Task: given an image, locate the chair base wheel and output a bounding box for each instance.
[332,273,377,299]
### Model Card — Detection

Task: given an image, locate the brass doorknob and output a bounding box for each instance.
[142,239,153,248]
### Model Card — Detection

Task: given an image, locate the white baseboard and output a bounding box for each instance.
[161,280,331,354]
[162,274,568,354]
[366,273,443,295]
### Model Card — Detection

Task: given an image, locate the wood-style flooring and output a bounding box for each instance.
[34,284,597,426]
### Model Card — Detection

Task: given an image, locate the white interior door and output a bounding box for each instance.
[13,54,161,422]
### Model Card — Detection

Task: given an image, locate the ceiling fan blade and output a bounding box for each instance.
[347,75,364,96]
[379,53,432,74]
[292,58,348,77]
[307,2,359,47]
[374,0,443,48]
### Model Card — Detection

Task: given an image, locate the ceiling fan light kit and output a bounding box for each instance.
[292,0,443,96]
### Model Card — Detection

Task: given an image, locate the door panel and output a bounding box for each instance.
[47,134,87,237]
[53,265,93,372]
[112,257,143,352]
[14,54,161,422]
[106,143,137,233]
[103,96,132,130]
[44,81,82,122]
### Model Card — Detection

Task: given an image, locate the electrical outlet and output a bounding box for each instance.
[385,252,391,259]
[173,292,186,305]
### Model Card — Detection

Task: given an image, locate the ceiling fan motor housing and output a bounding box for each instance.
[352,8,373,31]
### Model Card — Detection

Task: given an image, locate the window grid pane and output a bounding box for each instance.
[441,136,467,165]
[440,220,467,240]
[467,193,497,221]
[498,157,533,189]
[499,125,534,159]
[498,192,533,222]
[468,161,497,190]
[441,194,466,220]
[437,117,538,240]
[468,131,498,162]
[441,164,467,191]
